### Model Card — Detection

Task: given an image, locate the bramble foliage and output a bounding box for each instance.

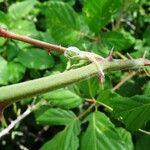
[0,0,150,149]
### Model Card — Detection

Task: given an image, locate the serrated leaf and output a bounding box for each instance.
[17,48,54,70]
[45,1,80,45]
[83,0,122,32]
[112,95,150,131]
[0,56,8,85]
[117,128,133,150]
[40,119,80,150]
[80,112,125,150]
[35,108,76,125]
[7,62,26,83]
[101,31,135,50]
[42,88,82,109]
[8,0,37,20]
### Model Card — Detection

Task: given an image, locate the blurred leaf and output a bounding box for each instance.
[7,62,26,83]
[135,135,150,150]
[143,25,150,46]
[40,119,80,150]
[101,31,135,50]
[144,81,150,96]
[112,95,150,131]
[80,112,125,150]
[10,20,37,35]
[8,0,37,20]
[83,0,122,33]
[35,108,76,125]
[6,42,20,61]
[17,48,54,70]
[45,1,80,45]
[0,56,8,85]
[96,89,119,107]
[42,88,82,109]
[0,11,9,27]
[117,128,134,150]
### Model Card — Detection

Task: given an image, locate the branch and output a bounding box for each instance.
[0,100,46,139]
[0,28,66,52]
[0,58,150,103]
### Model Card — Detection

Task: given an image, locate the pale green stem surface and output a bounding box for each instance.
[0,58,146,103]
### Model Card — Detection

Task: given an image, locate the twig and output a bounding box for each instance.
[112,71,137,91]
[138,129,150,135]
[0,100,46,139]
[0,28,66,52]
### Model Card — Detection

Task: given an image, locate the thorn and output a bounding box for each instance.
[97,74,104,89]
[143,50,147,59]
[107,47,114,61]
[127,53,133,60]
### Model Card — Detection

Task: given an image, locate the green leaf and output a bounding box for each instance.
[7,62,26,83]
[83,0,122,32]
[10,20,37,36]
[0,11,9,27]
[80,112,125,150]
[42,88,82,109]
[117,128,133,150]
[0,56,8,85]
[77,77,100,97]
[144,81,150,96]
[17,48,54,70]
[112,95,150,131]
[45,1,80,45]
[101,31,135,50]
[35,108,76,125]
[135,135,150,150]
[143,25,150,46]
[8,0,37,20]
[40,119,80,150]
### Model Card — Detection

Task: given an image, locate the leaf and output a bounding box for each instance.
[144,81,150,96]
[77,77,100,97]
[7,62,26,83]
[135,135,150,150]
[40,119,80,150]
[17,48,54,70]
[80,112,125,150]
[117,128,134,150]
[0,56,8,85]
[112,95,150,131]
[45,1,80,45]
[10,20,38,35]
[101,31,135,50]
[143,25,150,46]
[42,88,82,109]
[35,108,76,125]
[8,0,37,20]
[83,0,122,32]
[0,11,9,27]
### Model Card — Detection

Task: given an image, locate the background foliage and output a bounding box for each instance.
[0,0,150,149]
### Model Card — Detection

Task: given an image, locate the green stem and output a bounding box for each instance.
[0,58,149,103]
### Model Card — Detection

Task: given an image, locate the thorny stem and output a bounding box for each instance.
[0,28,150,104]
[0,28,66,52]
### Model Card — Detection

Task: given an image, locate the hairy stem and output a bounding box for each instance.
[0,58,149,103]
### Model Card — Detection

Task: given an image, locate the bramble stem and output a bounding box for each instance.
[0,58,149,103]
[0,28,66,52]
